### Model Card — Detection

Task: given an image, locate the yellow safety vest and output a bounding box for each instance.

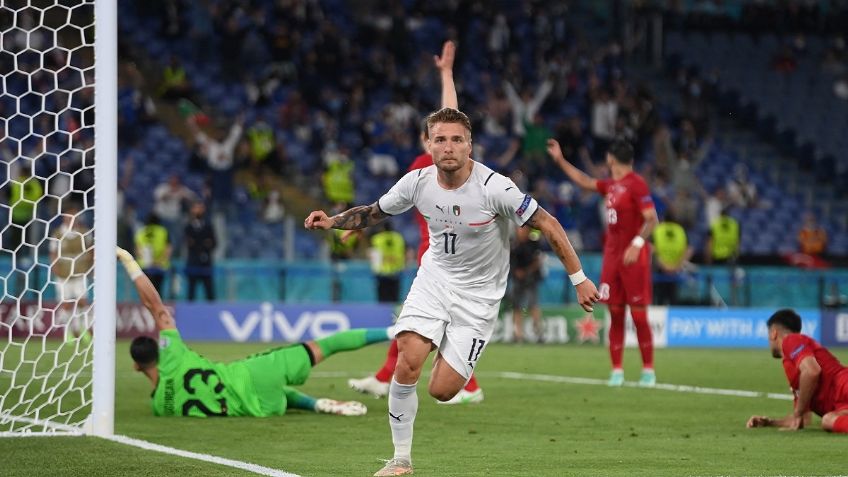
[10,177,43,224]
[247,124,275,162]
[710,216,740,261]
[329,229,357,258]
[652,221,687,269]
[371,231,406,276]
[135,225,170,269]
[322,161,354,204]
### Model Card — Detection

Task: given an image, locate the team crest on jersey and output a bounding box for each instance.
[452,205,461,216]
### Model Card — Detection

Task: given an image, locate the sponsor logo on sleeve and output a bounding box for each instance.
[516,195,532,217]
[790,344,806,359]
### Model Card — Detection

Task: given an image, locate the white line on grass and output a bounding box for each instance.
[315,371,794,401]
[103,434,302,477]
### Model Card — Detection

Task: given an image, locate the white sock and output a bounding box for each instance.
[388,378,418,461]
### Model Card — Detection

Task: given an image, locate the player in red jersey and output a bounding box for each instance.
[547,138,659,387]
[347,41,484,404]
[747,309,848,433]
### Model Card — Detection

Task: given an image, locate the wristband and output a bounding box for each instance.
[569,269,587,286]
[631,236,645,249]
[120,258,143,281]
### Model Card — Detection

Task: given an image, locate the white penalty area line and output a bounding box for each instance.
[102,434,302,477]
[314,371,794,401]
[489,371,794,401]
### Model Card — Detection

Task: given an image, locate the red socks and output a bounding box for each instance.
[631,306,654,369]
[374,338,481,391]
[375,339,399,383]
[608,305,625,369]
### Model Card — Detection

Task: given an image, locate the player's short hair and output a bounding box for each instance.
[766,309,802,333]
[130,336,159,368]
[426,107,472,137]
[420,118,430,140]
[607,140,635,165]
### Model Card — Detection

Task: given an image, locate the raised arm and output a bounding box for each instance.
[434,41,457,109]
[546,139,598,192]
[117,247,175,331]
[525,207,600,312]
[304,202,390,231]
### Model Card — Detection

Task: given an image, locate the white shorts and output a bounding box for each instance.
[395,273,499,380]
[55,276,88,303]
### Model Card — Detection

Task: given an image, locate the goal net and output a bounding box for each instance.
[0,0,115,437]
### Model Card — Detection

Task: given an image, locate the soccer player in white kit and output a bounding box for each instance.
[305,107,600,476]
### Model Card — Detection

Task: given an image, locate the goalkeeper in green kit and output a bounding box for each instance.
[117,247,393,418]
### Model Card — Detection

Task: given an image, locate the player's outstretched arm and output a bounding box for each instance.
[116,247,176,331]
[526,207,600,312]
[304,202,390,231]
[434,40,458,109]
[546,139,598,192]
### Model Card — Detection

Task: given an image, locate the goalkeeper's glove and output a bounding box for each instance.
[117,247,143,280]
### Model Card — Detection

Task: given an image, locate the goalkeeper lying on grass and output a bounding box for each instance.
[117,247,393,417]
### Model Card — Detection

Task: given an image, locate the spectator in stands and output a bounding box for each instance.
[590,87,618,155]
[704,186,728,226]
[49,202,93,341]
[184,201,216,301]
[797,212,828,257]
[726,164,759,209]
[652,211,693,306]
[153,174,197,258]
[503,75,554,138]
[705,208,740,265]
[262,190,286,223]
[510,225,544,343]
[246,119,280,174]
[158,56,194,102]
[322,149,355,205]
[369,222,406,303]
[668,188,700,231]
[135,213,171,295]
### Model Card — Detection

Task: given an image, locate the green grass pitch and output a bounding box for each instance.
[2,341,847,476]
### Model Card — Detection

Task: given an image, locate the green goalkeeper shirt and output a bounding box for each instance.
[152,330,263,417]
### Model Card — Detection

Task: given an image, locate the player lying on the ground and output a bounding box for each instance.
[747,308,848,433]
[118,247,393,418]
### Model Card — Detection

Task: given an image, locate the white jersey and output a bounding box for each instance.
[379,161,539,302]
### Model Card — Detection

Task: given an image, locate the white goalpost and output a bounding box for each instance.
[0,0,116,437]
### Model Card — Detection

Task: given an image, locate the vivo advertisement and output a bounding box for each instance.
[821,310,848,347]
[665,307,820,347]
[171,302,395,342]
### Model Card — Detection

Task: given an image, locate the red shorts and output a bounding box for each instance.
[599,246,652,306]
[831,373,848,413]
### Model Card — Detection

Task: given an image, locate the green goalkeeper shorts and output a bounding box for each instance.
[239,344,312,416]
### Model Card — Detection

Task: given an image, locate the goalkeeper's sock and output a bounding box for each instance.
[388,378,417,461]
[283,387,317,411]
[833,415,848,433]
[631,306,654,369]
[316,328,390,359]
[375,339,400,383]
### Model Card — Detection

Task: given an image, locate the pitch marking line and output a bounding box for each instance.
[313,371,794,401]
[104,434,301,477]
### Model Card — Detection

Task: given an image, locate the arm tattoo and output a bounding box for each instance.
[331,202,389,230]
[527,207,581,272]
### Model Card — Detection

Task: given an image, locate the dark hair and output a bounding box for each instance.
[130,336,159,367]
[425,107,472,137]
[766,309,802,333]
[420,118,430,139]
[607,140,634,165]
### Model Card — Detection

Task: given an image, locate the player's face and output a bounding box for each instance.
[429,122,472,173]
